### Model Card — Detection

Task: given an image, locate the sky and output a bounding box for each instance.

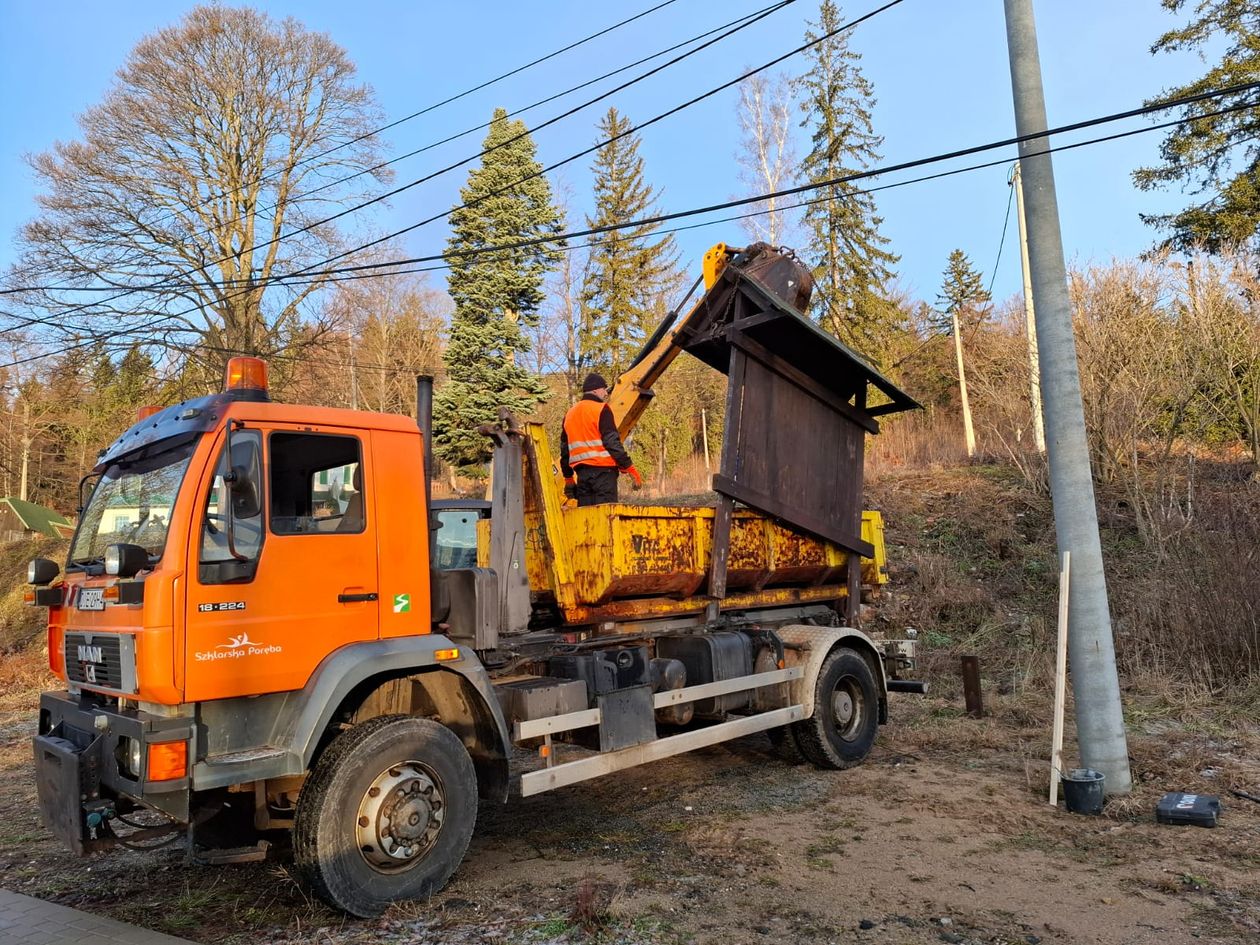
[0,0,1219,320]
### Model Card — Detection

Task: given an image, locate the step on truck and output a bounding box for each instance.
[30,242,924,917]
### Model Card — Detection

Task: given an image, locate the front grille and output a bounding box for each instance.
[64,632,137,694]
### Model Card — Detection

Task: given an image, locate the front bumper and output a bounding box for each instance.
[33,691,193,854]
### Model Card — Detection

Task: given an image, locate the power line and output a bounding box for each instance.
[267,89,1260,284]
[161,96,1260,295]
[9,0,686,298]
[7,0,794,322]
[1,1,779,300]
[986,167,1017,298]
[4,88,1255,370]
[285,0,898,277]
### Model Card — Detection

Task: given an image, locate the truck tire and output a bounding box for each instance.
[791,647,879,770]
[293,714,477,917]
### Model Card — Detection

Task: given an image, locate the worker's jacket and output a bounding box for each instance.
[560,395,632,477]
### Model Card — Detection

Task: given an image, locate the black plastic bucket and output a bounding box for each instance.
[1061,768,1106,815]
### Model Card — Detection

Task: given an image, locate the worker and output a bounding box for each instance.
[560,372,643,506]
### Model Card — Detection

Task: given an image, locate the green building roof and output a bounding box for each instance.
[1,497,73,538]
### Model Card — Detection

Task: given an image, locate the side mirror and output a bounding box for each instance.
[28,557,59,585]
[105,543,149,578]
[230,467,261,518]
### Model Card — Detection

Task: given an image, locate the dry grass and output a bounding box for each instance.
[0,537,67,651]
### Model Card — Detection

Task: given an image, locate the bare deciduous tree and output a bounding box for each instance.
[289,267,449,415]
[1182,253,1260,465]
[6,5,390,384]
[734,72,798,246]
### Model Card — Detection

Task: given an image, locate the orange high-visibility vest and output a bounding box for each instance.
[563,399,617,467]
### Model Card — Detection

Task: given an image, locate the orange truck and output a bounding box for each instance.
[30,244,922,916]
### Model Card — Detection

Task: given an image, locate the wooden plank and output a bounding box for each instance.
[712,474,875,558]
[652,666,801,708]
[727,330,879,435]
[867,401,908,417]
[846,552,861,626]
[729,309,783,333]
[1049,551,1071,807]
[961,654,983,718]
[520,705,805,797]
[709,497,734,601]
[709,346,747,606]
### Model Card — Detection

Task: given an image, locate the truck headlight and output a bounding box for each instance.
[104,543,147,578]
[120,736,143,778]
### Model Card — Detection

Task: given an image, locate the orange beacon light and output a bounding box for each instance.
[224,356,269,395]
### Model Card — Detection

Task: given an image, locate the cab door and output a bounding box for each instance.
[185,423,379,701]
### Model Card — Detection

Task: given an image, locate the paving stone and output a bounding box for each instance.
[0,890,196,945]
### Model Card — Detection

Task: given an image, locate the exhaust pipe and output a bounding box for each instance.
[887,679,929,695]
[416,375,436,560]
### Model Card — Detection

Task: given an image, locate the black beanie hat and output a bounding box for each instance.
[582,372,608,392]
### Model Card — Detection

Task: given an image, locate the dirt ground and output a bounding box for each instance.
[1,665,1257,945]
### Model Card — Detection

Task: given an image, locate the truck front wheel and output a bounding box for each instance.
[293,714,477,917]
[791,647,879,769]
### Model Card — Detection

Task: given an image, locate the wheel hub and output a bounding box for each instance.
[356,761,445,871]
[832,690,854,725]
[831,678,864,739]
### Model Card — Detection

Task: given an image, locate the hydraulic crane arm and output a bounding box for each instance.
[607,243,734,439]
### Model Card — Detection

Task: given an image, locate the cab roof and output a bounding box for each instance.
[97,392,421,470]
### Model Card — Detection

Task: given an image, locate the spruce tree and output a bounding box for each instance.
[1133,1,1260,253]
[581,107,680,380]
[435,108,563,469]
[935,249,991,458]
[936,249,991,333]
[795,0,900,363]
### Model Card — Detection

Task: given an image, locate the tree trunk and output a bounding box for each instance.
[20,402,30,502]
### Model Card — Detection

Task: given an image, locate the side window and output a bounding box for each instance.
[199,428,264,584]
[435,509,482,569]
[269,433,364,535]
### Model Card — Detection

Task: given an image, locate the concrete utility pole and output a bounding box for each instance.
[950,309,978,458]
[1011,161,1046,453]
[1003,0,1132,794]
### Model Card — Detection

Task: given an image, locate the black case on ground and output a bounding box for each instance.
[1155,792,1222,828]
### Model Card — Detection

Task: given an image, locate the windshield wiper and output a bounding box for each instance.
[66,556,105,575]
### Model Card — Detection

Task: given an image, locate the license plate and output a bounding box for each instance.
[77,587,105,612]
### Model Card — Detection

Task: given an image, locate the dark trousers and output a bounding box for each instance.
[575,466,619,506]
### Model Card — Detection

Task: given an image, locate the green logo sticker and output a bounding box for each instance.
[393,593,411,614]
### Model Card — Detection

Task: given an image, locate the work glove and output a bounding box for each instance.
[563,476,577,500]
[623,465,643,490]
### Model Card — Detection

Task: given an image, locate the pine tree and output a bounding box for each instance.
[435,108,563,469]
[581,107,680,380]
[936,249,991,458]
[795,0,900,364]
[1133,1,1260,254]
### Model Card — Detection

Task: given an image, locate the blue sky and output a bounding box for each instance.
[0,0,1215,313]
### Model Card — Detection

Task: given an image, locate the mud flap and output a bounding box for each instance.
[33,729,106,855]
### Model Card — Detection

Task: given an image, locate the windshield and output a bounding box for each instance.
[70,437,198,566]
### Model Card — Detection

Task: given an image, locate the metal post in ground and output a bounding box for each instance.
[1003,0,1132,794]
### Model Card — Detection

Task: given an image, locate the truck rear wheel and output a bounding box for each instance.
[792,647,879,769]
[293,714,477,917]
